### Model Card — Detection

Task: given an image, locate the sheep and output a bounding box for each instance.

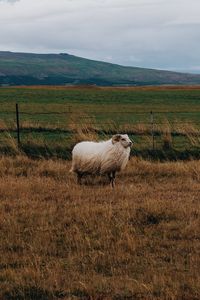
[70,134,133,187]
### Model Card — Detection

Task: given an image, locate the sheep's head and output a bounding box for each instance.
[112,134,133,148]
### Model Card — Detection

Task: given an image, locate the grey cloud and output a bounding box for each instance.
[0,0,200,73]
[0,0,19,2]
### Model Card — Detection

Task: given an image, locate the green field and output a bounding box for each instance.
[1,86,200,159]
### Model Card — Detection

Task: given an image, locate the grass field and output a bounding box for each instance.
[1,87,200,299]
[0,156,200,299]
[1,86,200,159]
[1,86,200,117]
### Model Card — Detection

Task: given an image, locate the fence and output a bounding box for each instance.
[1,103,200,159]
[13,106,157,148]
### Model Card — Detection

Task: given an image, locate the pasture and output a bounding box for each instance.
[0,86,200,299]
[0,156,200,299]
[1,86,200,159]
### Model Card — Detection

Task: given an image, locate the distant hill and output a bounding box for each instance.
[1,51,200,86]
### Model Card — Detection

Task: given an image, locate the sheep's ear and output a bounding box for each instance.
[112,134,121,144]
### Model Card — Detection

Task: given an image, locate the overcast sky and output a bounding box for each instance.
[0,0,200,73]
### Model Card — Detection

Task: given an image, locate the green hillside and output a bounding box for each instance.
[1,51,200,86]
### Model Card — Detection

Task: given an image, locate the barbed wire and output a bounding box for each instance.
[1,110,200,115]
[1,108,200,127]
[1,122,200,126]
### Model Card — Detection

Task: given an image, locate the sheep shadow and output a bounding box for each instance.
[78,174,111,187]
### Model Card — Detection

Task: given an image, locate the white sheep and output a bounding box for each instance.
[70,134,133,187]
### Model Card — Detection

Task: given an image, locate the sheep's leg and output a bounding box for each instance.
[111,171,116,188]
[108,172,116,188]
[77,172,83,185]
[108,173,112,184]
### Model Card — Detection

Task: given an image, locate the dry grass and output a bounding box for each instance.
[1,116,200,140]
[0,156,200,299]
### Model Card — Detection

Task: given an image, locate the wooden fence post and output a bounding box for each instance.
[150,111,155,150]
[16,103,21,147]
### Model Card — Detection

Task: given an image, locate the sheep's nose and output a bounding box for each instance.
[129,141,133,146]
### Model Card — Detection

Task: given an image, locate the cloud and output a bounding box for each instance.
[0,0,19,2]
[0,0,200,73]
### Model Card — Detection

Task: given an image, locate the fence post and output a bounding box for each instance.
[150,111,155,150]
[16,103,21,147]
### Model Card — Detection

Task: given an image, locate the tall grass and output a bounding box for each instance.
[0,120,20,155]
[0,117,200,159]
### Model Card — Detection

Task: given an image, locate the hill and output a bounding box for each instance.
[1,51,200,86]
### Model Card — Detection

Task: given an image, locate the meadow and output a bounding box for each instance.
[0,86,200,299]
[0,156,200,300]
[1,86,200,159]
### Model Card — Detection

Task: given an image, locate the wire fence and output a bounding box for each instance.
[1,103,200,152]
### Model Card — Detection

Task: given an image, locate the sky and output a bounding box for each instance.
[0,0,200,73]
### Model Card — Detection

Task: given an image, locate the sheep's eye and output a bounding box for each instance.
[121,138,126,141]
